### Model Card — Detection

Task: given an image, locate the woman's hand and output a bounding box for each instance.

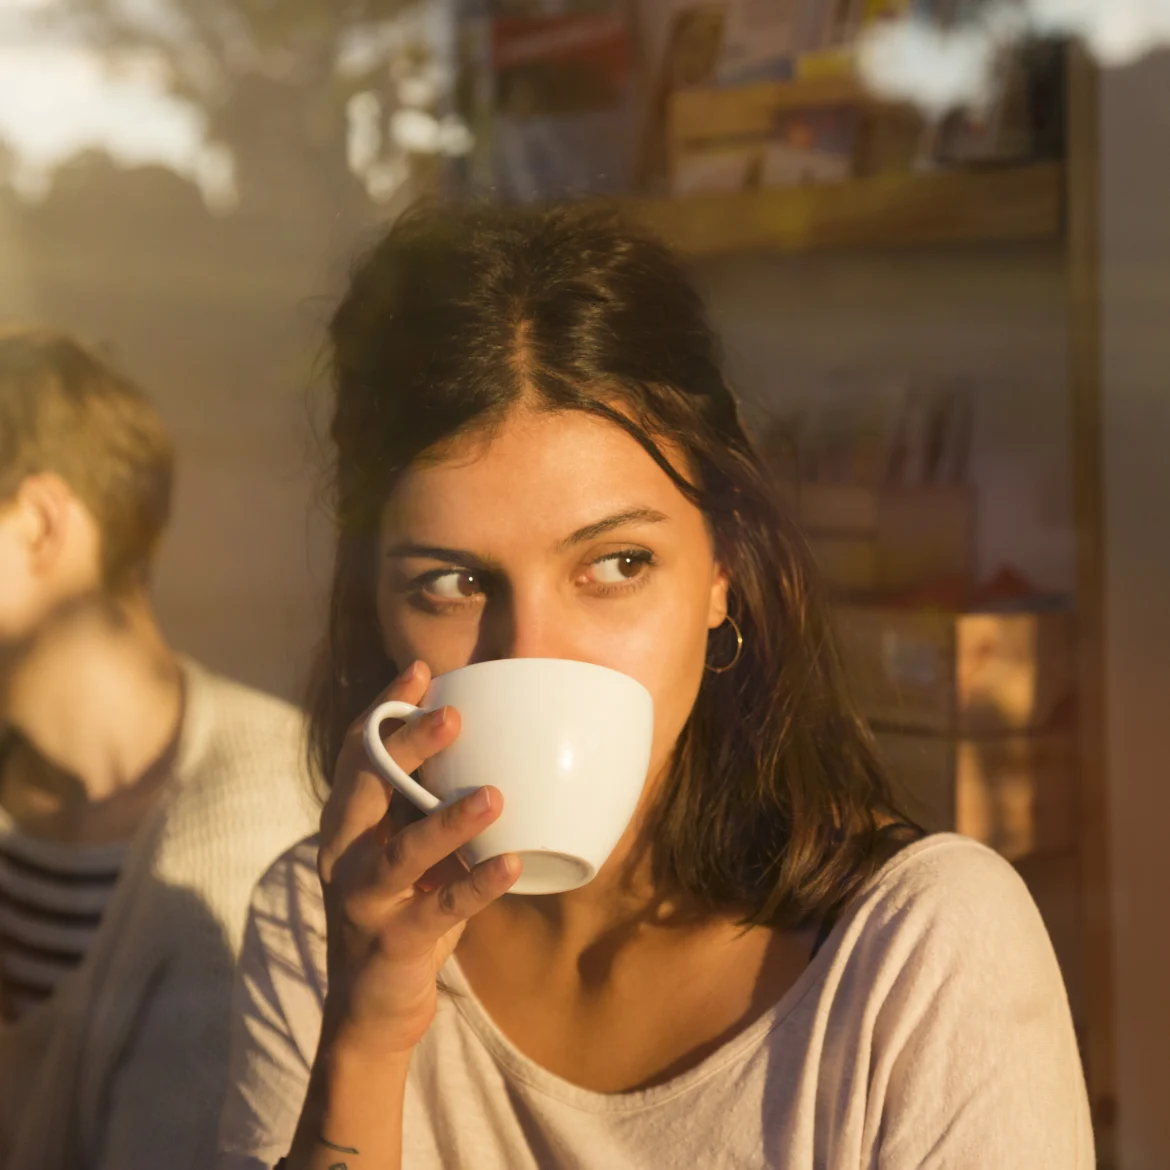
[316,660,520,1058]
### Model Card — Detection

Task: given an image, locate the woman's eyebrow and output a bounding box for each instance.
[383,508,669,563]
[557,507,669,551]
[383,541,486,567]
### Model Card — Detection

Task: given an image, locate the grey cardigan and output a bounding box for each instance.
[0,659,320,1169]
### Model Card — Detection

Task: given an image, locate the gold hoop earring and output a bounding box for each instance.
[705,614,743,674]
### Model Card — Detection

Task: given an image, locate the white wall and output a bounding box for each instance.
[1100,49,1170,1170]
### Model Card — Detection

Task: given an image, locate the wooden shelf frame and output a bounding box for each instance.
[620,162,1065,257]
[1065,47,1116,1158]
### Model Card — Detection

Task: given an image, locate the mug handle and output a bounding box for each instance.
[363,701,443,814]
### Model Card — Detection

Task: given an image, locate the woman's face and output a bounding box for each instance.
[376,407,729,791]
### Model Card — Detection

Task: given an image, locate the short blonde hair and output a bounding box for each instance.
[0,327,173,590]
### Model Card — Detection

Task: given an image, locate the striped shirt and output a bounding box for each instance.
[0,807,127,1020]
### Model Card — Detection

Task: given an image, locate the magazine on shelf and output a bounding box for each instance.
[492,6,636,201]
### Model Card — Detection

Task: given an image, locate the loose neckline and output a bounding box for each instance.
[441,832,966,1114]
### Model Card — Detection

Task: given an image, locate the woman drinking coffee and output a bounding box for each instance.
[216,204,1093,1169]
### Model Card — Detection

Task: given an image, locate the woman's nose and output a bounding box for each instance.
[473,588,572,663]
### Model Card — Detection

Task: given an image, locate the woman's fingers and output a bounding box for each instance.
[413,848,471,893]
[330,787,506,939]
[336,704,463,861]
[332,661,432,803]
[373,784,502,896]
[317,661,515,964]
[321,660,439,877]
[376,705,461,787]
[403,853,521,938]
[319,766,393,881]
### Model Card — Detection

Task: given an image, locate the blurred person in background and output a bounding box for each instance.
[0,328,317,1170]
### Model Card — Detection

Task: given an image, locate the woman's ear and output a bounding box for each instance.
[707,561,730,630]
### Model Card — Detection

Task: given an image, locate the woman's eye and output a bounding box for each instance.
[588,551,654,586]
[422,570,484,602]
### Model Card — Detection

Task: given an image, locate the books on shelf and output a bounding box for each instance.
[455,0,637,202]
[791,375,973,491]
[450,0,1065,202]
[761,376,979,595]
[654,0,1059,196]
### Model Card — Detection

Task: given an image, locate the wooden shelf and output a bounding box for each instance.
[670,75,873,149]
[620,162,1065,257]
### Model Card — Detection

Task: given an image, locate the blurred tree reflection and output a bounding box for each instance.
[45,150,208,222]
[35,151,214,268]
[59,0,448,226]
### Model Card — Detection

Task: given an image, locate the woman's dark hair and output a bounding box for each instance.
[311,200,912,931]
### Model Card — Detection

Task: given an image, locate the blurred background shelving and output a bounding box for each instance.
[620,162,1065,256]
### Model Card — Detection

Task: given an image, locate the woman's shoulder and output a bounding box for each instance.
[866,830,1028,903]
[250,834,326,934]
[806,837,1091,1166]
[220,837,327,1159]
[834,832,1058,986]
[243,835,328,993]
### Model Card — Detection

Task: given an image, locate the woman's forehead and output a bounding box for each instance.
[381,409,701,544]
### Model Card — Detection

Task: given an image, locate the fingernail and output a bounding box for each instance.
[424,706,447,730]
[470,786,492,814]
[495,854,520,879]
[398,660,420,683]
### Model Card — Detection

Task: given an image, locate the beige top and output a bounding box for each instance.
[217,832,1094,1169]
[0,659,320,1170]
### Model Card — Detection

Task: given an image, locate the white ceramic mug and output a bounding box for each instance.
[363,657,654,895]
